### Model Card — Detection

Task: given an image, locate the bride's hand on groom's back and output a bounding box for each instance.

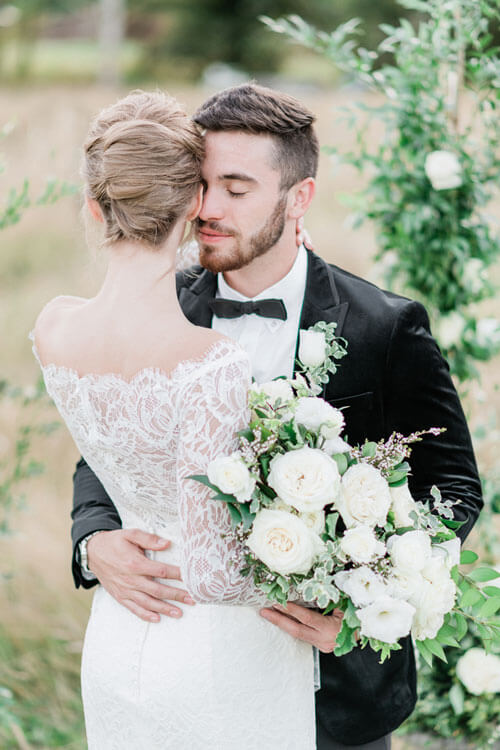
[87,529,196,622]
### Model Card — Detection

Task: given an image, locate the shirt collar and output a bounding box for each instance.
[217,244,308,313]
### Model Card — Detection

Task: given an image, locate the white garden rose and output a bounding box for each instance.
[320,436,351,456]
[267,447,341,512]
[207,453,256,503]
[357,596,416,643]
[340,526,386,564]
[252,379,294,405]
[390,482,419,528]
[424,150,462,190]
[298,329,327,368]
[456,648,500,695]
[295,397,345,438]
[334,566,387,607]
[273,499,325,535]
[387,570,424,601]
[337,463,391,528]
[432,537,461,570]
[388,530,432,574]
[411,607,444,640]
[419,557,457,613]
[437,311,465,349]
[247,508,324,576]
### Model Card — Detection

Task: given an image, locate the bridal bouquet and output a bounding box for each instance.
[190,323,500,663]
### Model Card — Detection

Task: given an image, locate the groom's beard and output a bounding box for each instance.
[196,193,287,274]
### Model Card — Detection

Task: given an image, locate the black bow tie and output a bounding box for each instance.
[208,297,287,321]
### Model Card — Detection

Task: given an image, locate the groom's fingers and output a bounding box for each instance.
[259,603,343,653]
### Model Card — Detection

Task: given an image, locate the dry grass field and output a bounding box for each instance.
[0,83,498,748]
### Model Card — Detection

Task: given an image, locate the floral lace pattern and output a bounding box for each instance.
[32,335,316,748]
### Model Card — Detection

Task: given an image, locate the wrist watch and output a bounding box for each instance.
[79,531,105,576]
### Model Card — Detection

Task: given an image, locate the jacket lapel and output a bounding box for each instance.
[178,268,217,328]
[294,251,350,372]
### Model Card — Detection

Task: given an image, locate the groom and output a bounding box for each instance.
[71,84,482,749]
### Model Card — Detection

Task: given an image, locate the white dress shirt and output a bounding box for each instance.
[212,245,308,383]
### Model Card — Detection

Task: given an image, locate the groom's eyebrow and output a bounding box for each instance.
[220,173,257,184]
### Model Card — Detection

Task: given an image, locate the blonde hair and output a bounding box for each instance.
[83,90,203,247]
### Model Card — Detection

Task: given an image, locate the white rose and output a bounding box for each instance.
[340,526,386,564]
[298,329,327,368]
[388,530,432,574]
[247,509,324,576]
[476,318,500,349]
[432,537,461,570]
[295,397,345,438]
[334,566,387,607]
[252,379,294,405]
[207,453,256,503]
[357,596,416,643]
[390,482,419,528]
[411,607,444,641]
[425,150,462,190]
[268,447,341,512]
[273,499,325,535]
[320,436,351,456]
[437,311,466,349]
[387,570,424,601]
[456,648,500,695]
[419,557,457,613]
[337,463,391,528]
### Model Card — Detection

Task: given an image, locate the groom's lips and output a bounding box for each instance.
[197,227,233,243]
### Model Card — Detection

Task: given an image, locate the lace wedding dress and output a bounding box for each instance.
[32,335,316,749]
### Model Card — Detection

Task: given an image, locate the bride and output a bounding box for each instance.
[31,90,315,749]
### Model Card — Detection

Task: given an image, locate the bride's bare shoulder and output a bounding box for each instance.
[33,295,88,361]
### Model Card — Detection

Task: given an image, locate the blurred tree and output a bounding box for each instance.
[128,0,407,80]
[98,0,126,84]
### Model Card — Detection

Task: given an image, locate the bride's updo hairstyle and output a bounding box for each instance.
[83,90,203,247]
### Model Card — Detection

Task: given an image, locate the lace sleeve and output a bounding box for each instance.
[176,347,265,606]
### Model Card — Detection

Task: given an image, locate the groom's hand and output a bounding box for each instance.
[87,529,195,622]
[259,602,343,653]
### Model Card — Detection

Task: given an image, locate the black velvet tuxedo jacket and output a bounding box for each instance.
[71,250,482,746]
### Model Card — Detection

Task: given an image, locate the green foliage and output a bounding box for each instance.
[263,0,500,382]
[401,627,500,749]
[0,627,85,749]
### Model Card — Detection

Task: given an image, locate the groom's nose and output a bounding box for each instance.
[198,185,225,223]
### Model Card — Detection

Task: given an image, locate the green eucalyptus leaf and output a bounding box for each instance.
[460,550,479,564]
[468,567,500,583]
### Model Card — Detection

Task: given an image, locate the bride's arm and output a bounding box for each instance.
[176,351,266,606]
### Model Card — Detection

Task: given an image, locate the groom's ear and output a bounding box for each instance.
[286,178,315,220]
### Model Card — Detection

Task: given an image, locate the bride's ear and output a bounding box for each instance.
[186,185,203,222]
[86,195,104,223]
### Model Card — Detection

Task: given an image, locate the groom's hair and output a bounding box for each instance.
[193,83,319,190]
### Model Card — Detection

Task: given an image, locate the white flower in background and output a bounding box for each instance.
[388,570,424,601]
[432,537,461,569]
[412,607,444,640]
[425,150,462,190]
[476,318,500,349]
[320,435,351,456]
[295,397,345,438]
[207,453,256,503]
[251,379,294,405]
[334,566,387,607]
[298,329,327,368]
[437,311,466,349]
[388,530,432,574]
[337,463,391,528]
[357,596,416,643]
[462,258,488,295]
[456,648,500,695]
[268,447,341,512]
[390,482,419,528]
[340,526,386,564]
[247,509,324,576]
